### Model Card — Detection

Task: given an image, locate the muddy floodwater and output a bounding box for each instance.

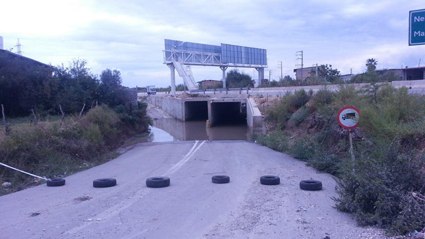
[150,118,249,142]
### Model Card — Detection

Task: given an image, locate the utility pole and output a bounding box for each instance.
[277,61,283,80]
[269,70,272,83]
[16,39,22,55]
[296,50,303,80]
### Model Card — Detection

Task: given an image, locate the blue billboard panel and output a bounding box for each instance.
[165,39,221,53]
[221,44,267,66]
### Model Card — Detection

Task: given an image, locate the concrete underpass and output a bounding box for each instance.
[146,95,266,135]
[184,101,208,121]
[183,100,247,126]
[210,102,246,126]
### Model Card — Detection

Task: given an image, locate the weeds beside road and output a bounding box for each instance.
[255,84,425,235]
[0,103,151,196]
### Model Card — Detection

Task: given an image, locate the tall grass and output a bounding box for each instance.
[0,103,150,196]
[258,84,425,235]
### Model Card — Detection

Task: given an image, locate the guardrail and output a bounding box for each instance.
[190,88,251,95]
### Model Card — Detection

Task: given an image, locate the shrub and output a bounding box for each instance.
[0,103,150,196]
[288,89,310,112]
[312,88,334,109]
[116,102,151,133]
[265,93,293,129]
[335,142,425,234]
[81,105,120,144]
[290,137,318,161]
[261,82,425,235]
[290,106,310,126]
[256,131,290,152]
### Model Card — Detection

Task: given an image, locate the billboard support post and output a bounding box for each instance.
[220,66,228,88]
[167,64,176,95]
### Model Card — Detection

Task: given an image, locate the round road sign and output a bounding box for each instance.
[337,107,360,129]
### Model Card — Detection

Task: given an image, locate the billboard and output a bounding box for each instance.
[221,44,267,66]
[164,39,267,66]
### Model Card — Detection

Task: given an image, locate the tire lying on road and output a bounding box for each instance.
[47,178,66,187]
[212,175,230,184]
[93,178,117,188]
[260,175,280,185]
[300,180,322,191]
[146,177,170,188]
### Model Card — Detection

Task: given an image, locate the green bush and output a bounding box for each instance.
[0,103,150,196]
[261,82,425,235]
[312,88,334,109]
[288,89,310,112]
[81,105,120,144]
[290,137,318,161]
[290,106,310,126]
[256,131,290,152]
[116,102,151,133]
[335,142,425,234]
[265,93,293,129]
[308,152,342,176]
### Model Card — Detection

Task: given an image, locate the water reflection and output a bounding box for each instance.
[149,126,175,142]
[151,118,249,141]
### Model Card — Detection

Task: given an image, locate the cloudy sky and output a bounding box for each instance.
[1,0,424,87]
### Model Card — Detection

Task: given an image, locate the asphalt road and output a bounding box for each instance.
[0,141,387,239]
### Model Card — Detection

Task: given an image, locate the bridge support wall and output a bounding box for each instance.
[246,98,266,135]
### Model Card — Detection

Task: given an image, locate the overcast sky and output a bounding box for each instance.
[1,0,424,87]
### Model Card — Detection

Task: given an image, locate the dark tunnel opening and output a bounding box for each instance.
[211,102,246,126]
[185,101,208,121]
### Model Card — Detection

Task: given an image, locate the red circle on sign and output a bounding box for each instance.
[337,106,360,129]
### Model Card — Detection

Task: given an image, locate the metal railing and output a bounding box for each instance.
[190,88,251,95]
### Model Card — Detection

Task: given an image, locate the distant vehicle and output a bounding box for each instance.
[146,85,157,95]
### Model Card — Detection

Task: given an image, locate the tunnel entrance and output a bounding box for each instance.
[211,102,247,126]
[184,101,208,121]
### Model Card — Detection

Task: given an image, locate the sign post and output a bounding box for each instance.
[337,107,360,168]
[409,9,425,46]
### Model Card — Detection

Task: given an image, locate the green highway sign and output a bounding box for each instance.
[409,9,425,46]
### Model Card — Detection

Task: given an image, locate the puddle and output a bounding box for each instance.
[149,125,175,142]
[150,118,249,142]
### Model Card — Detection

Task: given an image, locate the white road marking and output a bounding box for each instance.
[164,140,205,176]
[64,141,206,236]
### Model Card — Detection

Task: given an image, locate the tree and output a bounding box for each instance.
[55,59,99,113]
[226,70,253,88]
[98,69,125,107]
[309,64,340,83]
[366,58,378,73]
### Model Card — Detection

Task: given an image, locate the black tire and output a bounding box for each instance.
[260,175,280,185]
[146,177,170,188]
[47,178,65,187]
[212,175,230,184]
[300,180,322,191]
[93,178,117,188]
